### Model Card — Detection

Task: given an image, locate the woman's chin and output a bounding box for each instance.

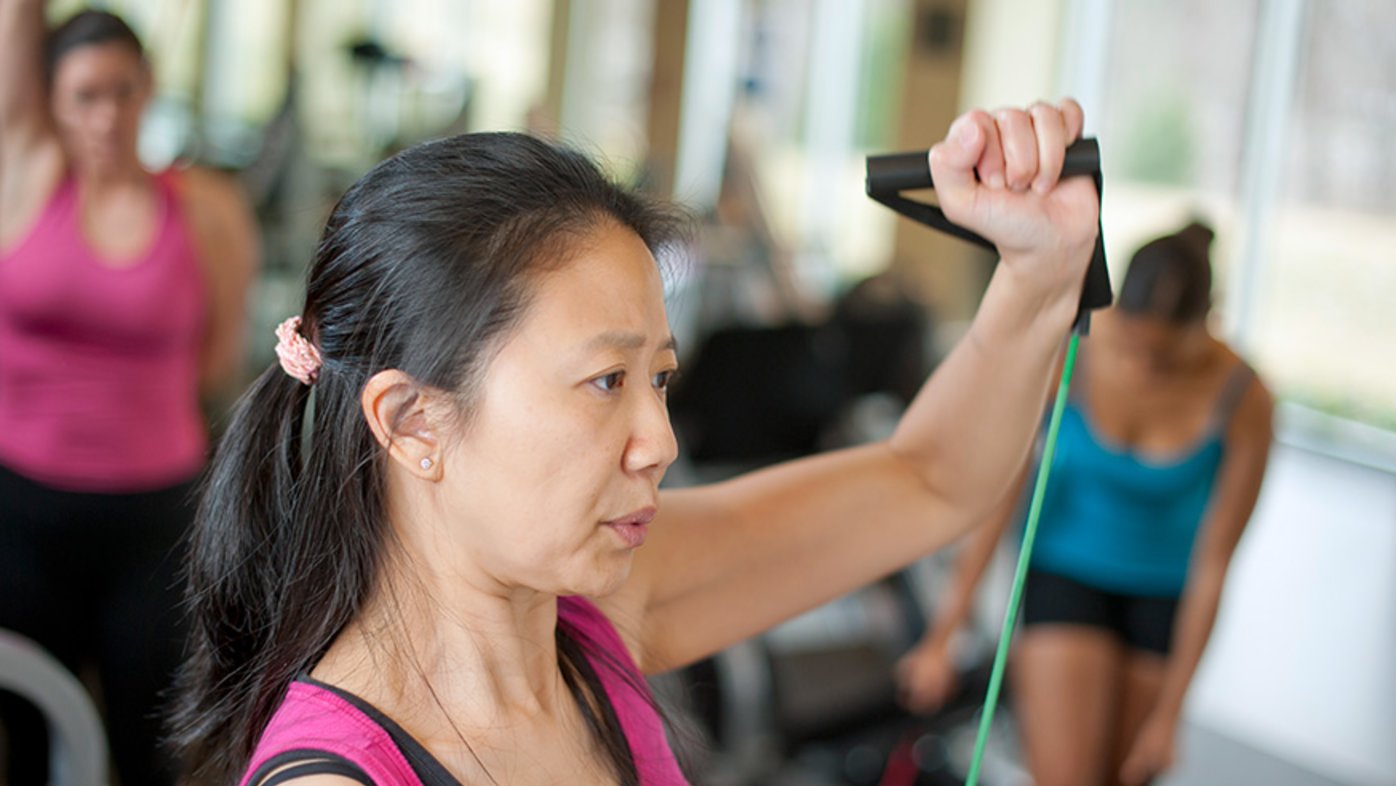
[71,146,139,177]
[569,555,635,599]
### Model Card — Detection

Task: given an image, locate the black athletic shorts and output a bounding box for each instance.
[1022,569,1180,655]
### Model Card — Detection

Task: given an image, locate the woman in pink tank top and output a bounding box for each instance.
[175,104,1099,785]
[0,4,258,784]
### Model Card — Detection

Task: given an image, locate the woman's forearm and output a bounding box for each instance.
[1156,382,1273,720]
[1155,568,1226,720]
[0,0,47,128]
[922,464,1026,649]
[889,262,1076,528]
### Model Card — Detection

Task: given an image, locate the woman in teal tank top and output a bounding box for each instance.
[897,222,1275,786]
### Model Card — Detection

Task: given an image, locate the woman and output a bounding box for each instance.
[0,4,258,784]
[895,222,1274,786]
[174,100,1099,785]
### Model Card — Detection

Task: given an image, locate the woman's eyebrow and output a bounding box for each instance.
[583,331,678,354]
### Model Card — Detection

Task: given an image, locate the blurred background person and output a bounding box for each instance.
[896,221,1274,786]
[0,2,258,783]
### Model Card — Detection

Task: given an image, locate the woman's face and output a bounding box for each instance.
[1109,311,1210,375]
[433,222,680,599]
[49,43,150,176]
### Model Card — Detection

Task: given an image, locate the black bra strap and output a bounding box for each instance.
[1210,361,1256,433]
[247,748,376,786]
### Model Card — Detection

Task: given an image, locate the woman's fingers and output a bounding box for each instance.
[1058,96,1085,143]
[1119,749,1151,786]
[894,647,958,714]
[932,100,1080,203]
[994,107,1038,192]
[928,97,1097,265]
[973,110,1006,190]
[928,111,988,204]
[1028,101,1067,194]
[928,111,987,228]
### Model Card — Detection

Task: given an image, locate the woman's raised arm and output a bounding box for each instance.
[0,0,49,143]
[604,100,1101,673]
[0,0,62,245]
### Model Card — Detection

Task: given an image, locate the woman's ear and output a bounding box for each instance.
[361,369,447,480]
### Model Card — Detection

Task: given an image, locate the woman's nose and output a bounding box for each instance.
[624,392,678,476]
[91,98,120,133]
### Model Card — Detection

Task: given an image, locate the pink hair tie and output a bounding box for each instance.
[274,316,322,385]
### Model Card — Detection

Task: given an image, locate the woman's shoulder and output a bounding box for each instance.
[1209,341,1274,443]
[163,163,259,282]
[166,165,251,227]
[0,140,65,251]
[1211,341,1271,401]
[252,679,389,752]
[244,679,424,786]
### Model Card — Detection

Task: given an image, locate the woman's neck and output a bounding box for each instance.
[71,158,149,194]
[313,564,572,736]
[313,574,618,785]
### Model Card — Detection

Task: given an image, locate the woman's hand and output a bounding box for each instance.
[928,99,1098,304]
[1119,710,1179,785]
[894,639,958,715]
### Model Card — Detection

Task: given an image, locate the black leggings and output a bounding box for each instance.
[0,463,194,786]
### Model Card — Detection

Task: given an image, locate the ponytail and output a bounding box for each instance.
[171,364,385,783]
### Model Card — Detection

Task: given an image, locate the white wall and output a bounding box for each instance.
[1180,436,1396,786]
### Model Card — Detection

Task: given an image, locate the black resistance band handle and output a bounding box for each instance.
[866,138,1100,192]
[866,137,1112,331]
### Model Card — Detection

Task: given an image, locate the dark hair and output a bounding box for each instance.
[44,10,145,82]
[172,132,687,785]
[1117,220,1215,324]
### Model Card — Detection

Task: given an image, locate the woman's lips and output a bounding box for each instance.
[603,507,655,549]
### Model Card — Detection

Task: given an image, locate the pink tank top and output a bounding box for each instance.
[0,171,207,492]
[242,597,690,785]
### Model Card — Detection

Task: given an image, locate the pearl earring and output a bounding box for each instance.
[420,457,433,470]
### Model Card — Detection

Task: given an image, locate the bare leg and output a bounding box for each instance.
[1110,650,1167,786]
[1011,625,1124,786]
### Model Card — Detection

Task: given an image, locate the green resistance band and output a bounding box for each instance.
[863,137,1110,785]
[964,329,1081,786]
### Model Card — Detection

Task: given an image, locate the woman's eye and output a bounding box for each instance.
[594,371,625,392]
[653,369,677,391]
